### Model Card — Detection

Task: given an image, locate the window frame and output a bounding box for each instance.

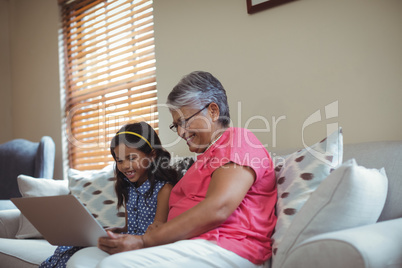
[58,0,158,171]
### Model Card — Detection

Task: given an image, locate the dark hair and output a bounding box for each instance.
[167,71,231,127]
[110,121,178,208]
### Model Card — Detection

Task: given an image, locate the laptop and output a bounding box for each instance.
[11,195,108,247]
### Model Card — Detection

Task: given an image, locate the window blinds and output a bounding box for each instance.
[59,0,157,170]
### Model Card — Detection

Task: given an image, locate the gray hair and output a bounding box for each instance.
[167,71,230,127]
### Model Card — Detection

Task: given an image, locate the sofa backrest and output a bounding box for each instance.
[0,136,55,200]
[272,140,402,222]
[342,140,402,222]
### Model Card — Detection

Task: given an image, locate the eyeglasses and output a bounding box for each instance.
[169,104,210,133]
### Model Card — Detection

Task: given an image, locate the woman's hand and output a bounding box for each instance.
[98,231,145,254]
[145,221,164,233]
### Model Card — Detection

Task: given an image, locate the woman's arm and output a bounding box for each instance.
[98,163,254,253]
[144,162,255,245]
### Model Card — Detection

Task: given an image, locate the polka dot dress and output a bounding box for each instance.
[39,178,166,268]
[125,178,166,235]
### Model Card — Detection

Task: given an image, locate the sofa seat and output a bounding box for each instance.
[0,238,56,267]
[0,209,56,267]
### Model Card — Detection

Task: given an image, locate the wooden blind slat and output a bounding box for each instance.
[70,103,158,129]
[69,35,154,74]
[70,40,154,76]
[71,122,159,152]
[63,0,149,35]
[73,123,159,159]
[67,18,153,60]
[73,156,114,165]
[60,0,157,170]
[67,73,156,108]
[71,92,157,121]
[66,26,154,65]
[64,0,132,39]
[71,101,158,132]
[60,0,102,18]
[70,54,155,89]
[67,68,156,104]
[66,76,156,108]
[66,3,153,48]
[72,119,159,146]
[74,163,111,171]
[68,85,156,117]
[62,0,126,29]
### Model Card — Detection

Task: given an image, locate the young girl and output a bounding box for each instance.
[40,121,178,268]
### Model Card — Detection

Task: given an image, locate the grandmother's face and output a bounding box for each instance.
[170,106,215,153]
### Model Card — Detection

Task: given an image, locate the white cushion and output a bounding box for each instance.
[68,164,125,228]
[274,158,388,268]
[271,128,343,257]
[16,175,69,239]
[0,238,57,266]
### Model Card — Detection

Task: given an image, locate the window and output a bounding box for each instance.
[59,0,157,170]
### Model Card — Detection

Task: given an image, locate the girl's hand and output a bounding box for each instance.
[98,231,145,254]
[105,226,125,234]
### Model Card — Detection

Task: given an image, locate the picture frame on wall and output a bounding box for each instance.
[247,0,297,14]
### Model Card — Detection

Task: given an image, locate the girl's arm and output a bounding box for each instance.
[146,183,173,232]
[99,163,254,254]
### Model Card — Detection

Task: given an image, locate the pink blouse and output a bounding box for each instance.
[168,127,277,264]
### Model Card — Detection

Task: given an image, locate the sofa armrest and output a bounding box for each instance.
[0,209,21,238]
[281,218,402,268]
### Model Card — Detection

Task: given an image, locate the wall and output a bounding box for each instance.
[1,0,63,178]
[0,0,13,142]
[153,0,402,156]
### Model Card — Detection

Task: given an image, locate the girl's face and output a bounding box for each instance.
[113,143,152,186]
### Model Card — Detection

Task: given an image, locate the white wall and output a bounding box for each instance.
[154,0,402,156]
[1,0,63,178]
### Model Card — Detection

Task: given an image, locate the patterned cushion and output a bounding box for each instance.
[274,158,388,268]
[68,164,125,228]
[271,128,343,258]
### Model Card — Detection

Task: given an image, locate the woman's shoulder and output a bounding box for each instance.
[222,127,257,138]
[222,127,265,149]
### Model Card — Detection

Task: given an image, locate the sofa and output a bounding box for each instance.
[0,136,401,268]
[0,136,55,211]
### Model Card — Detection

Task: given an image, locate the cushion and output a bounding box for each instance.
[274,158,388,268]
[16,175,69,239]
[68,164,125,228]
[271,128,343,257]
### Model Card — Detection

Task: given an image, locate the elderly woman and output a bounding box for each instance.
[67,71,277,268]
